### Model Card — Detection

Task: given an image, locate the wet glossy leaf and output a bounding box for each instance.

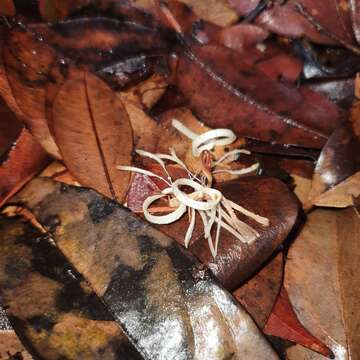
[13,178,280,359]
[30,17,170,89]
[0,129,49,208]
[189,177,298,290]
[350,0,360,43]
[307,104,360,208]
[176,44,342,148]
[308,78,355,109]
[52,69,133,202]
[159,176,298,290]
[233,252,284,328]
[263,288,333,357]
[0,215,142,360]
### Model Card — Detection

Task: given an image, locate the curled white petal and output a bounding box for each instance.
[184,208,196,248]
[143,194,187,225]
[172,119,198,140]
[172,178,222,211]
[213,163,260,176]
[192,128,236,157]
[228,199,269,226]
[214,149,251,166]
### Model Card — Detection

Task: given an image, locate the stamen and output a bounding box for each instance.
[118,145,269,257]
[171,119,259,177]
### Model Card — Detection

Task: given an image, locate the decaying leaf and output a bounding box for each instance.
[0,215,142,360]
[285,208,360,359]
[176,43,342,148]
[1,26,61,158]
[52,70,133,202]
[13,178,280,359]
[233,252,284,328]
[263,288,333,358]
[0,129,49,208]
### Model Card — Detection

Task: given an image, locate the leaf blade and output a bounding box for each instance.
[52,70,133,202]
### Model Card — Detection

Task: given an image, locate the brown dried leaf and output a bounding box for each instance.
[285,208,360,359]
[119,74,168,111]
[52,70,133,202]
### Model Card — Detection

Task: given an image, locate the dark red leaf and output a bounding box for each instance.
[232,0,359,48]
[233,252,284,328]
[0,0,15,16]
[264,288,333,358]
[0,129,50,208]
[177,44,343,148]
[0,96,22,156]
[39,0,90,21]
